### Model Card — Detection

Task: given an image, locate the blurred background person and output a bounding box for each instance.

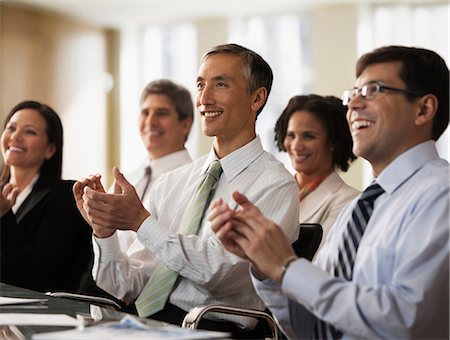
[274,94,359,250]
[0,100,92,293]
[125,79,193,208]
[116,79,193,252]
[82,79,194,299]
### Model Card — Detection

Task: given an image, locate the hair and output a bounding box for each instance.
[1,101,63,184]
[356,45,449,141]
[140,79,194,122]
[274,94,356,172]
[201,43,273,116]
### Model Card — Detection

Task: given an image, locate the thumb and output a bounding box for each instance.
[113,166,132,192]
[113,179,122,194]
[232,191,251,206]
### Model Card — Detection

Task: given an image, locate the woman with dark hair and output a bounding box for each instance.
[0,100,93,293]
[275,94,359,251]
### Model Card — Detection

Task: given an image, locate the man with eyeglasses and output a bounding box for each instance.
[210,45,449,339]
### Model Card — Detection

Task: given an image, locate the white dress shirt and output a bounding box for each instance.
[93,136,300,328]
[123,149,192,209]
[115,150,192,254]
[253,141,449,339]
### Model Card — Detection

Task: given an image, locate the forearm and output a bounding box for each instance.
[282,253,448,339]
[137,215,251,294]
[93,233,156,303]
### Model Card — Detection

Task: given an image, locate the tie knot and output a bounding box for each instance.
[360,182,384,202]
[144,166,152,176]
[206,160,222,180]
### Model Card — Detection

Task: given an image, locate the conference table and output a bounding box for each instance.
[0,283,229,339]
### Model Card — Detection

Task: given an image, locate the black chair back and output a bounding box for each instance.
[291,223,323,261]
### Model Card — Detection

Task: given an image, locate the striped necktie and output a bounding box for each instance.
[135,160,223,317]
[315,182,384,339]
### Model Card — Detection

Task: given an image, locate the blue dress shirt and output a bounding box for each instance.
[253,140,449,339]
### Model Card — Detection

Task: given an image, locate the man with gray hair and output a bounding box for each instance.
[74,43,299,338]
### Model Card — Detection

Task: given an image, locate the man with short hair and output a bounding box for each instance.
[210,45,449,339]
[116,79,193,253]
[127,79,193,206]
[74,44,299,337]
[81,79,194,298]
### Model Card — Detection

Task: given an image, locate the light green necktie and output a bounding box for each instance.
[135,160,223,317]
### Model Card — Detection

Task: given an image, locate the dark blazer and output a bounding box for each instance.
[0,175,93,293]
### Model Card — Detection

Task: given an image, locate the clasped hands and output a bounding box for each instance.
[208,191,296,283]
[73,166,150,238]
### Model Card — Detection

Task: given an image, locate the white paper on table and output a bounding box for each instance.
[0,313,78,326]
[0,297,47,306]
[32,315,229,339]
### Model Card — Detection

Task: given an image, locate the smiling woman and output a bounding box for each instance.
[274,95,360,253]
[0,101,94,294]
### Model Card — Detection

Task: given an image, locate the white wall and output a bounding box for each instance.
[1,4,111,180]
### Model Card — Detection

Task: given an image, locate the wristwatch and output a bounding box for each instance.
[280,256,298,282]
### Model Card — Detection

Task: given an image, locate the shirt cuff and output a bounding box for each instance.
[93,232,121,261]
[137,215,171,253]
[251,266,281,288]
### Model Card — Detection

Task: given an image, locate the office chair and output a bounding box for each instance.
[181,223,323,339]
[292,223,323,260]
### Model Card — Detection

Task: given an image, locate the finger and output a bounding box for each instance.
[74,179,92,198]
[73,181,82,197]
[114,166,129,189]
[207,202,229,222]
[232,191,250,206]
[82,200,114,227]
[8,187,19,202]
[83,188,110,208]
[229,218,257,240]
[84,186,112,204]
[91,174,105,192]
[209,209,234,233]
[215,221,248,258]
[233,204,271,233]
[113,179,122,194]
[225,227,251,256]
[215,220,233,239]
[209,198,223,211]
[2,183,13,196]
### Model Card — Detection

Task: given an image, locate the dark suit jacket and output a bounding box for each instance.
[0,175,94,293]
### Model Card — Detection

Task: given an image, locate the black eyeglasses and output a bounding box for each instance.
[341,81,425,106]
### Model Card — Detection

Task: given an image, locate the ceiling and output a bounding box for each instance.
[4,0,325,29]
[5,0,444,31]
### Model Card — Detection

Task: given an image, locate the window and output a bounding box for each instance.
[119,23,197,173]
[229,14,313,173]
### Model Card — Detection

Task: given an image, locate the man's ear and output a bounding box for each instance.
[415,94,437,126]
[251,87,268,113]
[182,117,193,139]
[182,116,193,132]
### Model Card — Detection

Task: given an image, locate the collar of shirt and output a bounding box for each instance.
[11,173,39,214]
[376,140,439,195]
[147,149,192,178]
[202,136,265,183]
